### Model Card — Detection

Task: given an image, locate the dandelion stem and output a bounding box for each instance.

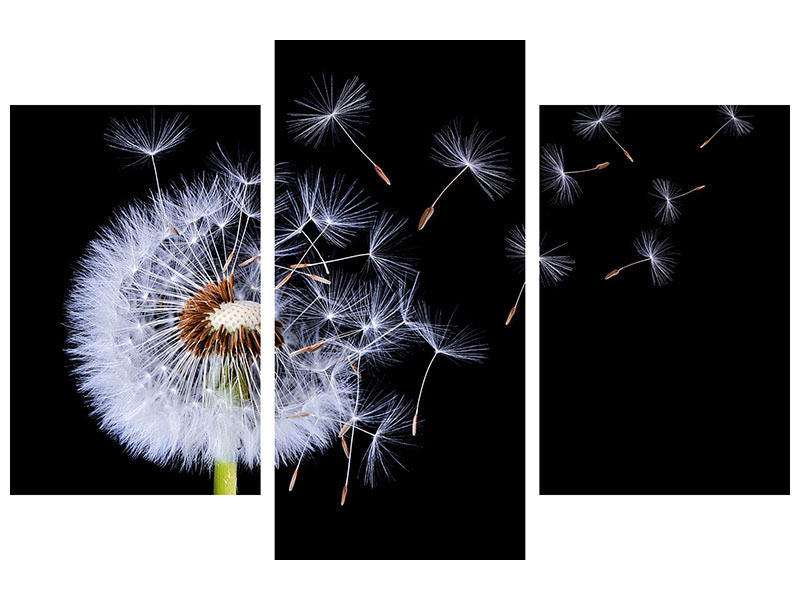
[290,253,369,269]
[413,352,438,436]
[669,185,706,201]
[333,116,390,185]
[150,154,170,222]
[563,162,610,175]
[418,165,470,230]
[433,165,469,209]
[604,257,650,280]
[213,459,237,495]
[301,230,330,274]
[342,354,362,505]
[600,123,633,162]
[276,225,329,288]
[700,119,731,149]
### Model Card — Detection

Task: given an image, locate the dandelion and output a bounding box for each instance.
[573,105,634,162]
[105,110,191,171]
[650,178,706,225]
[604,230,677,286]
[276,169,483,503]
[418,120,512,230]
[541,144,610,205]
[67,116,260,494]
[288,75,391,185]
[699,105,753,149]
[410,307,488,435]
[504,225,527,325]
[275,170,377,287]
[210,143,261,187]
[540,236,574,288]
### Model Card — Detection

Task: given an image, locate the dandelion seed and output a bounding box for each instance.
[541,144,609,205]
[700,105,753,149]
[105,111,191,164]
[418,120,512,230]
[651,179,706,225]
[210,143,261,186]
[288,75,390,185]
[67,155,260,493]
[604,230,677,286]
[504,225,528,325]
[411,307,487,434]
[573,105,633,162]
[540,236,574,288]
[276,166,483,502]
[105,111,192,218]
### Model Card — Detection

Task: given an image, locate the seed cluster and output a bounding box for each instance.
[178,274,261,358]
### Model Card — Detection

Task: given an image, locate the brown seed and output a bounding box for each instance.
[374,164,391,185]
[340,484,348,506]
[306,339,327,352]
[339,421,352,437]
[623,149,634,162]
[700,138,712,149]
[222,252,234,273]
[694,185,706,191]
[505,305,517,326]
[341,436,350,459]
[418,206,435,230]
[276,272,292,289]
[172,227,180,236]
[348,359,360,378]
[604,268,621,280]
[289,469,298,491]
[238,254,260,267]
[289,263,309,269]
[412,413,418,436]
[596,162,611,170]
[310,274,331,284]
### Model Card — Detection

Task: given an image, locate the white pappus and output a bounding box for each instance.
[288,75,391,185]
[650,178,706,225]
[573,105,634,162]
[604,230,677,286]
[67,113,260,494]
[418,119,512,230]
[700,105,754,149]
[540,144,610,205]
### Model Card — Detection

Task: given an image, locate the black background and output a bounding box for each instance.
[540,106,789,494]
[10,105,261,494]
[275,41,525,558]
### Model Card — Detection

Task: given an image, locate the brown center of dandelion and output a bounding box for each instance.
[178,273,261,358]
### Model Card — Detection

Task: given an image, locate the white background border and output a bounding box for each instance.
[1,2,797,598]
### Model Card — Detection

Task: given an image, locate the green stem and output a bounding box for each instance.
[213,459,237,495]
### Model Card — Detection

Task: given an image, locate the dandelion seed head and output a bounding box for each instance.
[431,120,512,201]
[506,225,526,272]
[288,75,371,148]
[67,174,260,470]
[633,230,677,286]
[541,144,581,205]
[104,111,190,164]
[539,238,575,287]
[412,305,488,363]
[718,105,754,136]
[651,178,682,225]
[572,105,623,140]
[211,144,261,186]
[366,213,416,285]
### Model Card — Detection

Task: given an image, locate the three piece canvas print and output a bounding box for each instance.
[9,41,787,559]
